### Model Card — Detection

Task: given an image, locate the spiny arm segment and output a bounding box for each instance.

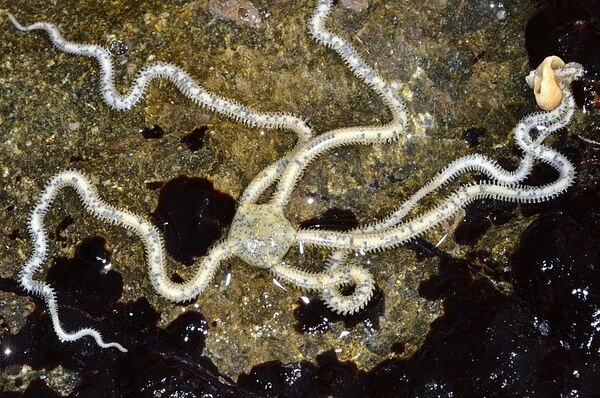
[320,250,374,315]
[22,171,129,352]
[7,13,313,143]
[22,170,234,351]
[356,63,582,234]
[297,126,577,252]
[272,0,410,208]
[270,257,374,315]
[309,0,407,127]
[296,61,583,280]
[273,124,405,207]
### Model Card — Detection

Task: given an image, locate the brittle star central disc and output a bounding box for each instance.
[228,203,296,269]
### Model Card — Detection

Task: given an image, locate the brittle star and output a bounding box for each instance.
[11,0,584,352]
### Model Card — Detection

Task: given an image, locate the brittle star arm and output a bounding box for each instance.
[252,0,411,208]
[235,0,413,206]
[232,1,410,210]
[7,14,313,143]
[270,259,374,315]
[355,64,582,234]
[239,157,290,205]
[320,249,375,314]
[23,171,134,352]
[311,85,574,313]
[151,240,233,302]
[309,62,582,314]
[297,134,576,252]
[272,123,405,208]
[309,0,408,127]
[23,170,233,351]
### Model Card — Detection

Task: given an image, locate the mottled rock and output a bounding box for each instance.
[208,0,261,28]
[341,0,369,12]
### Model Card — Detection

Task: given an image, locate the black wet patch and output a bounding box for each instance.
[293,286,385,334]
[453,199,517,245]
[180,126,208,152]
[54,215,74,242]
[511,189,600,393]
[150,175,236,266]
[144,180,164,191]
[7,228,20,240]
[140,125,164,139]
[405,237,454,261]
[0,237,251,397]
[237,351,367,398]
[462,127,488,148]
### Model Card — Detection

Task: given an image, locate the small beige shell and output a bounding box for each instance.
[526,55,565,111]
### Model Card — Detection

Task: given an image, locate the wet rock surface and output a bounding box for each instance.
[0,0,598,396]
